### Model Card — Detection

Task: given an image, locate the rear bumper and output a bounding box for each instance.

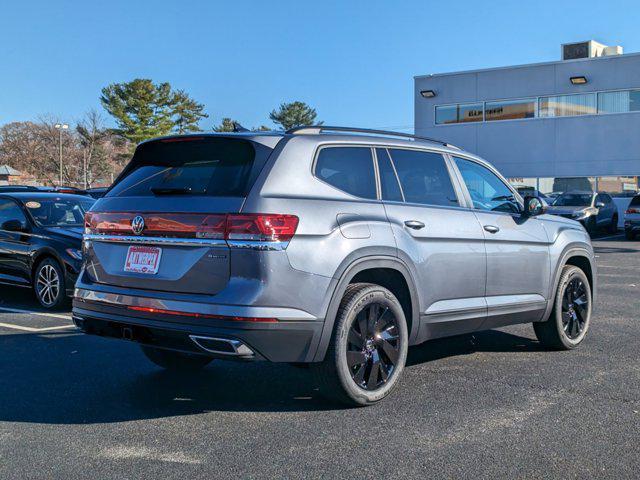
[72,297,325,363]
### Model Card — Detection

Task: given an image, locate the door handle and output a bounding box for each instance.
[484,225,500,234]
[404,220,425,230]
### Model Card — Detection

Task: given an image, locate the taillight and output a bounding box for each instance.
[626,208,639,214]
[85,212,299,246]
[226,214,299,242]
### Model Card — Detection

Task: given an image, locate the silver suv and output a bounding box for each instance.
[73,127,596,406]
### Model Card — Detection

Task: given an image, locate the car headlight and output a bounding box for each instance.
[573,208,596,221]
[66,248,83,260]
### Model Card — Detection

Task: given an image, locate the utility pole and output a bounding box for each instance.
[54,123,69,186]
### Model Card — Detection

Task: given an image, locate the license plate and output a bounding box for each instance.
[124,246,162,274]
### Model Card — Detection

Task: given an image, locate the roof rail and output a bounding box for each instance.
[286,125,459,149]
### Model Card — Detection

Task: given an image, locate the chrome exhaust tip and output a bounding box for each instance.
[189,335,254,357]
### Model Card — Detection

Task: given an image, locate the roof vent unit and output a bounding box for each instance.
[562,41,623,60]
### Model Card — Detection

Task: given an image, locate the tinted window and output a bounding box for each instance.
[0,199,26,229]
[630,195,640,207]
[389,149,458,207]
[454,157,520,213]
[376,148,403,202]
[108,137,269,198]
[485,98,536,121]
[315,147,376,199]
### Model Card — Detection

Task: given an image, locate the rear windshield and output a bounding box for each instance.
[107,137,272,198]
[630,195,640,207]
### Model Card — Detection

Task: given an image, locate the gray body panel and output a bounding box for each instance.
[73,131,596,362]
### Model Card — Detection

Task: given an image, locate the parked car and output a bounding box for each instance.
[547,191,618,234]
[0,192,95,308]
[73,127,596,406]
[624,194,640,240]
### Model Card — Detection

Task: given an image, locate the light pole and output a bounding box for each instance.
[54,123,68,186]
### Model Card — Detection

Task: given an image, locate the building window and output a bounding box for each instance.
[597,90,640,114]
[434,105,457,124]
[538,93,597,117]
[435,103,483,124]
[485,98,536,121]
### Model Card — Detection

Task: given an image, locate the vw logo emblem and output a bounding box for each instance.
[131,215,145,235]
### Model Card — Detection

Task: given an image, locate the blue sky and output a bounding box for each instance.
[1,0,638,131]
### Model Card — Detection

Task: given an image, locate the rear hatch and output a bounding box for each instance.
[84,136,274,295]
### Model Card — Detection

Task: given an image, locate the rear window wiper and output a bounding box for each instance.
[150,187,194,195]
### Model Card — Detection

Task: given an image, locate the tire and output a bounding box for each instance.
[625,230,635,240]
[607,214,618,234]
[33,257,67,309]
[312,283,408,406]
[140,346,213,371]
[533,265,592,350]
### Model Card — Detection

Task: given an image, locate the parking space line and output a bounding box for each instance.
[0,306,71,320]
[0,322,75,332]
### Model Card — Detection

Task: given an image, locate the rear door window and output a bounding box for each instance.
[315,147,377,199]
[388,149,458,207]
[107,137,271,198]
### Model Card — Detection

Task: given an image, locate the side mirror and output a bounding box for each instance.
[1,219,27,232]
[524,196,546,217]
[595,201,605,208]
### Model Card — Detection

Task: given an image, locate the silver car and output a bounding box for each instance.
[73,127,596,406]
[547,191,619,234]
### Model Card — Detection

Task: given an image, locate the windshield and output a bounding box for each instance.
[553,193,593,207]
[23,197,95,227]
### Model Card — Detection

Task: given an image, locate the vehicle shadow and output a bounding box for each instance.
[0,327,542,424]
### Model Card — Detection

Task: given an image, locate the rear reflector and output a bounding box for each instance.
[127,305,277,322]
[626,208,639,214]
[85,212,298,243]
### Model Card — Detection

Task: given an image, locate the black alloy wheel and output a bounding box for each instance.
[346,303,400,390]
[561,276,589,340]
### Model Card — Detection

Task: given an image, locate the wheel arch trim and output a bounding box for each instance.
[541,245,596,321]
[311,255,420,362]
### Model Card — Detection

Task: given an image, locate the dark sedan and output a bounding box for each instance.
[0,192,94,308]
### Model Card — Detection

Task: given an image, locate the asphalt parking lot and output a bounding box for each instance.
[0,233,638,479]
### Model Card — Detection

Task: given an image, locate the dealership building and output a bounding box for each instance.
[414,40,640,196]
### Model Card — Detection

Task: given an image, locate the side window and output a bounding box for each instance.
[0,200,26,229]
[315,147,377,199]
[375,148,403,202]
[388,149,458,207]
[453,157,520,214]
